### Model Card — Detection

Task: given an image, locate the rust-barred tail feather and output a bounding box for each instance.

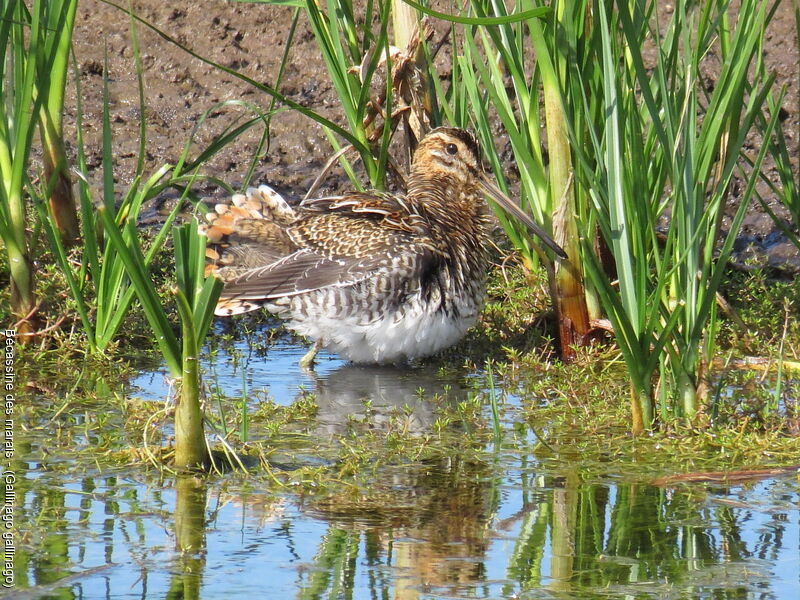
[200,184,295,248]
[213,297,266,316]
[200,185,298,315]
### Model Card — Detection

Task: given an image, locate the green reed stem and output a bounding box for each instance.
[0,0,45,331]
[486,361,502,445]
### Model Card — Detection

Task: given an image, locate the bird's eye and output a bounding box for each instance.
[445,143,458,155]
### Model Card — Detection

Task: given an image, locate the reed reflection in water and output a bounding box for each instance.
[12,357,800,599]
[11,440,800,599]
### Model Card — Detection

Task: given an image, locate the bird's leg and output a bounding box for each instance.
[299,339,323,371]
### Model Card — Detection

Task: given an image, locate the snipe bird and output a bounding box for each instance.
[203,127,566,366]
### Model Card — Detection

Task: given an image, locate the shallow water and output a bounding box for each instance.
[9,329,800,599]
[12,467,800,599]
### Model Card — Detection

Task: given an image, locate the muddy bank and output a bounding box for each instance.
[67,0,800,271]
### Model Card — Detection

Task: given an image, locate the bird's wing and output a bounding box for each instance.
[285,212,420,261]
[209,190,440,315]
[300,192,427,234]
[216,249,385,301]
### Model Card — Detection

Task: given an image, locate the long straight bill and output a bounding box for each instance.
[479,178,567,259]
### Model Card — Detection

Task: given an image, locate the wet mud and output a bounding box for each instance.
[67,1,800,271]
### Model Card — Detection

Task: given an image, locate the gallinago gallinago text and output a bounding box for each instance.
[203,127,566,366]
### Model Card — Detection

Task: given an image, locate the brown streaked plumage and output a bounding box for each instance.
[202,127,565,366]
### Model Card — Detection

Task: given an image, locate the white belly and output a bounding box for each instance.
[285,293,482,364]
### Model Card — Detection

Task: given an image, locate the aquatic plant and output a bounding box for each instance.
[303,0,399,189]
[36,13,256,357]
[754,1,800,252]
[80,39,224,467]
[0,0,53,333]
[577,0,776,430]
[454,0,594,360]
[99,210,222,468]
[432,0,777,431]
[36,43,174,355]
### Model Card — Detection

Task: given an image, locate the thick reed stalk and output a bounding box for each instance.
[538,3,591,361]
[171,475,206,594]
[393,0,417,49]
[174,475,207,552]
[39,0,80,246]
[630,383,651,435]
[5,237,36,333]
[174,289,209,470]
[1,0,42,333]
[676,367,698,420]
[549,470,578,588]
[40,116,80,247]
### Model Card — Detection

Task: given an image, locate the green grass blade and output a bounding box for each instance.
[402,0,548,25]
[98,206,181,375]
[71,52,101,284]
[33,195,96,351]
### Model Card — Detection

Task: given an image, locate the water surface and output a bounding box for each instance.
[10,329,800,599]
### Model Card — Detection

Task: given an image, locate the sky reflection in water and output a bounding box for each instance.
[11,331,800,599]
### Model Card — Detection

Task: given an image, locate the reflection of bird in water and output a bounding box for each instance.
[203,127,565,367]
[309,364,464,436]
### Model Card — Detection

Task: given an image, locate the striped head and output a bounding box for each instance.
[409,127,568,259]
[410,127,484,186]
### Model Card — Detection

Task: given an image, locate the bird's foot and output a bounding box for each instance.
[299,340,323,371]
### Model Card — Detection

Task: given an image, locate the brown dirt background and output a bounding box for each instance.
[66,1,800,270]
